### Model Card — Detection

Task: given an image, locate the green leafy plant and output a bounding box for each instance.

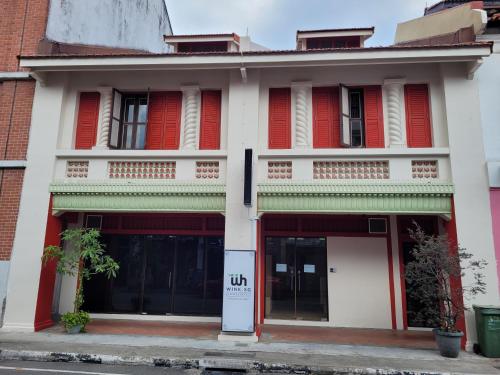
[405,223,487,332]
[43,228,119,331]
[61,311,90,332]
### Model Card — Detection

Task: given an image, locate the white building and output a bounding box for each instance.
[2,27,499,350]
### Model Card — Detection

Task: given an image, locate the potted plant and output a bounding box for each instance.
[405,223,487,358]
[43,228,119,333]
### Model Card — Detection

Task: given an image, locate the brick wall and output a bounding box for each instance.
[0,169,25,261]
[0,0,50,72]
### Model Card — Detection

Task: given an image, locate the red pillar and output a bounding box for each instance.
[34,196,62,331]
[444,198,467,349]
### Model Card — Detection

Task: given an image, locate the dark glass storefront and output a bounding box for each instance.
[83,234,224,316]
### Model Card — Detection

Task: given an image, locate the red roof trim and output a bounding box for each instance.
[19,42,493,60]
[297,27,375,35]
[164,33,240,42]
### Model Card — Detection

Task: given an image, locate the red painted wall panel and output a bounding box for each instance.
[199,90,222,150]
[75,92,100,149]
[312,87,340,148]
[405,84,432,148]
[34,196,62,331]
[146,92,182,150]
[364,86,385,148]
[268,88,291,149]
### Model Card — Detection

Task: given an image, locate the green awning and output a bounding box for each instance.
[258,182,453,215]
[50,181,226,214]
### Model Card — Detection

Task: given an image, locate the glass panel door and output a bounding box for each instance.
[142,236,175,314]
[295,238,328,321]
[265,237,297,320]
[265,237,327,321]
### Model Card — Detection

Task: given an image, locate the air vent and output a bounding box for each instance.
[368,218,387,234]
[85,215,103,230]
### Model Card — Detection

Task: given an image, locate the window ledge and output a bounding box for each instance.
[55,149,228,159]
[259,147,450,158]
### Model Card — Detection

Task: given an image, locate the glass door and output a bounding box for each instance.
[295,238,328,321]
[142,236,175,314]
[265,237,328,321]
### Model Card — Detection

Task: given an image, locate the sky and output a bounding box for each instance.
[164,0,432,49]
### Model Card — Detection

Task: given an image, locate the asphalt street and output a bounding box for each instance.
[0,360,213,375]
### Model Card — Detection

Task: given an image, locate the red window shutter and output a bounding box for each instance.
[364,86,385,148]
[312,87,340,148]
[268,88,291,149]
[199,90,222,150]
[146,92,182,150]
[405,84,432,148]
[75,92,100,149]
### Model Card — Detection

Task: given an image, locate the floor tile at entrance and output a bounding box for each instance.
[45,320,221,340]
[261,325,437,350]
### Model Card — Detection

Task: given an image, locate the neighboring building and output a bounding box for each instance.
[395,0,500,312]
[2,24,499,351]
[0,0,172,324]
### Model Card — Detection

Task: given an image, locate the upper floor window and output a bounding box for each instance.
[347,89,364,147]
[122,94,148,150]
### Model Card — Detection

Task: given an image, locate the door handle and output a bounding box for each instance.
[298,270,301,292]
[168,271,172,289]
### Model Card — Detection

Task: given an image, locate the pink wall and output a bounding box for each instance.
[490,189,500,295]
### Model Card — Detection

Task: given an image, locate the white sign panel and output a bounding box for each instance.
[222,250,255,333]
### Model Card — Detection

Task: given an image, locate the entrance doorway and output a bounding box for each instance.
[265,237,328,321]
[83,235,224,316]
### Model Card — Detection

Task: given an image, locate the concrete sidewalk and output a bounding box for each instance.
[0,330,498,375]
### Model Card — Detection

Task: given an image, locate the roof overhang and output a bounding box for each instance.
[19,44,492,73]
[297,28,375,43]
[163,33,240,45]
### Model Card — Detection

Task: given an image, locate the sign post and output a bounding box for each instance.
[221,250,255,333]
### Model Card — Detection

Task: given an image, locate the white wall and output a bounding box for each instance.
[477,38,500,162]
[327,236,392,329]
[441,62,500,349]
[46,0,172,53]
[0,261,10,325]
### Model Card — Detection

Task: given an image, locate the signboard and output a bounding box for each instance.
[221,250,255,333]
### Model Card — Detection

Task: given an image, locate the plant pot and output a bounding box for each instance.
[66,325,83,334]
[435,330,463,358]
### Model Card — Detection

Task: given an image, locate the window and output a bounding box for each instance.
[121,95,148,149]
[339,85,384,149]
[348,89,364,147]
[108,90,149,150]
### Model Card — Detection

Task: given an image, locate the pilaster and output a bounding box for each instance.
[291,81,312,149]
[181,85,200,150]
[94,87,113,149]
[383,78,406,148]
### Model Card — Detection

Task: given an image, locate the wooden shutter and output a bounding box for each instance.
[364,86,385,148]
[268,88,291,149]
[405,84,432,148]
[199,90,222,150]
[312,87,340,148]
[75,92,100,149]
[146,92,182,150]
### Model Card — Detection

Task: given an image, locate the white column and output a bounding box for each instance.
[2,78,66,331]
[383,78,406,148]
[94,87,113,149]
[181,85,200,150]
[441,63,500,350]
[291,81,311,149]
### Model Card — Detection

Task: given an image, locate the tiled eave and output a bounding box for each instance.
[257,182,454,216]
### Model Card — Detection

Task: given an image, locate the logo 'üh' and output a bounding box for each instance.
[230,274,247,287]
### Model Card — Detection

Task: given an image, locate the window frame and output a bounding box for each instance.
[339,85,366,148]
[108,90,150,150]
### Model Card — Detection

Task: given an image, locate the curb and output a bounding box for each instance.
[0,349,451,375]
